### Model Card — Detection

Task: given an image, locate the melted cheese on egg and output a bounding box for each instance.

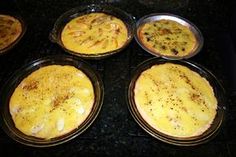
[0,15,22,50]
[9,65,94,139]
[134,63,217,137]
[139,20,196,57]
[61,13,128,54]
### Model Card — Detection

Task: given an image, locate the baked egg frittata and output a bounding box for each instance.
[9,65,94,139]
[138,19,196,57]
[61,13,128,55]
[0,15,22,50]
[134,63,217,137]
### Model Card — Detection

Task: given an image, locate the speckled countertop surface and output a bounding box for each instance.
[0,0,235,156]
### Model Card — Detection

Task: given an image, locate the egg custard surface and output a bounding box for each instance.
[138,19,196,57]
[134,63,217,137]
[61,13,128,55]
[0,15,22,50]
[9,65,94,139]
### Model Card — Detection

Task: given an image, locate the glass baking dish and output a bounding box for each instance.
[0,55,104,147]
[49,4,135,59]
[0,13,27,55]
[127,57,226,146]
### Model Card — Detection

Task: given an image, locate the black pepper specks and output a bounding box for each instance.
[161,45,166,50]
[171,48,178,55]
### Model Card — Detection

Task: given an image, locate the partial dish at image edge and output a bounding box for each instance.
[0,14,27,55]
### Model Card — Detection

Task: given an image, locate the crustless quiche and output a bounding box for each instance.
[0,15,22,50]
[134,63,217,137]
[138,19,197,57]
[61,13,128,55]
[9,65,94,139]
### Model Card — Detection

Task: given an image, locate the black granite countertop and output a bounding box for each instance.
[0,0,235,156]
